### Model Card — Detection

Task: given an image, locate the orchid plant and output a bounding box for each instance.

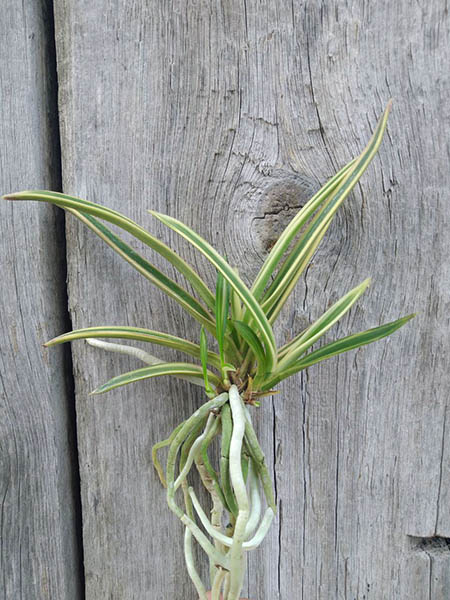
[4,102,414,600]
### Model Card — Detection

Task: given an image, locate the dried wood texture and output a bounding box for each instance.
[0,3,81,599]
[54,1,449,598]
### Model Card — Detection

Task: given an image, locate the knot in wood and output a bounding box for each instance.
[251,169,319,254]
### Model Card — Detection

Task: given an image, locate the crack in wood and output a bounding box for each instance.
[46,0,86,596]
[410,536,450,554]
[435,405,448,532]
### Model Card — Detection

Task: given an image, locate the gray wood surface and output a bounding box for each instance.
[53,1,449,598]
[0,3,81,599]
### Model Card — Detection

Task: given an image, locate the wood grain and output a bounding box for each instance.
[0,2,81,599]
[54,1,449,598]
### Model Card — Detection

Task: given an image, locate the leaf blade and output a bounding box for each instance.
[215,271,231,371]
[149,210,278,374]
[262,313,415,390]
[251,101,392,308]
[251,159,357,302]
[263,214,333,322]
[200,327,216,396]
[3,190,215,311]
[68,210,216,332]
[45,325,222,369]
[277,278,371,367]
[233,320,267,379]
[91,362,222,395]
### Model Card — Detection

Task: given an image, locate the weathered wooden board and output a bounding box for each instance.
[0,2,81,599]
[54,1,449,598]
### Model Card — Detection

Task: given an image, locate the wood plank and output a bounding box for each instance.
[0,2,81,598]
[272,2,450,598]
[55,1,449,598]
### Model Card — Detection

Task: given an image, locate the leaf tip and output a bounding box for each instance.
[2,190,35,201]
[148,209,164,220]
[89,388,101,396]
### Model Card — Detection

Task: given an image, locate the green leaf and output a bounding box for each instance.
[262,214,333,322]
[200,327,215,396]
[83,338,208,388]
[3,191,215,311]
[230,270,244,322]
[228,268,246,353]
[149,210,277,374]
[45,325,222,370]
[215,271,231,371]
[251,102,392,309]
[233,320,267,380]
[277,278,371,368]
[67,210,216,333]
[251,160,355,303]
[262,313,415,390]
[91,362,222,395]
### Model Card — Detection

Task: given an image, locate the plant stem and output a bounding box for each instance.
[240,346,254,377]
[227,386,250,600]
[199,418,229,509]
[220,403,238,517]
[184,528,207,600]
[244,459,261,538]
[161,391,276,599]
[222,573,231,599]
[243,412,276,512]
[175,414,215,490]
[166,394,231,570]
[211,568,227,600]
[151,421,186,487]
[195,422,225,585]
